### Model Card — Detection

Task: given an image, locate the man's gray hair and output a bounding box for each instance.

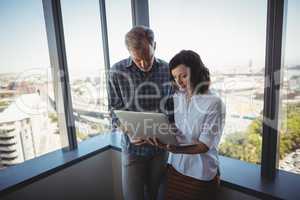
[125,25,155,50]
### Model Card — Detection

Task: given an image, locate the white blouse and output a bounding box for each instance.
[168,90,226,181]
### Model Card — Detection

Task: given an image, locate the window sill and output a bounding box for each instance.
[219,156,300,200]
[0,133,113,196]
[1,132,299,200]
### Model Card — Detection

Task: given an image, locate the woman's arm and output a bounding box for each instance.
[165,141,209,154]
[148,137,209,154]
[170,99,226,155]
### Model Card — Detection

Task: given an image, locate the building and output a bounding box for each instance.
[0,118,34,167]
[279,149,300,174]
[0,93,51,168]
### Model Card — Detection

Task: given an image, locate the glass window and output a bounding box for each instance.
[278,0,300,175]
[61,0,110,143]
[105,0,132,65]
[0,0,62,169]
[149,0,267,164]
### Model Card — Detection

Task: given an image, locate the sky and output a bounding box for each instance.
[149,0,300,71]
[0,0,299,76]
[0,0,49,74]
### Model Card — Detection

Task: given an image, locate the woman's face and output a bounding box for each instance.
[171,64,191,92]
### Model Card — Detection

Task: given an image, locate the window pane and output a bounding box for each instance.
[0,0,62,169]
[149,0,267,164]
[106,0,132,65]
[61,0,110,143]
[278,0,300,175]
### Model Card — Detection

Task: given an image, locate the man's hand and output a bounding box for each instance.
[145,137,168,148]
[118,123,128,133]
[146,137,161,146]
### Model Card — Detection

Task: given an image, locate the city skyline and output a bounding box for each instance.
[0,0,299,75]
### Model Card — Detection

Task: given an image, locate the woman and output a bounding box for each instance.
[150,50,226,200]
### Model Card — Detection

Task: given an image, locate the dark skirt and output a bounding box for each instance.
[165,165,219,200]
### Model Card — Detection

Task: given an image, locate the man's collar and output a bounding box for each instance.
[125,57,133,68]
[126,57,160,68]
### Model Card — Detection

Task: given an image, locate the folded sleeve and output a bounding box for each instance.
[198,99,226,149]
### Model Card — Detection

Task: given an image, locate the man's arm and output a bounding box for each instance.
[163,83,175,123]
[108,69,147,145]
[108,70,124,130]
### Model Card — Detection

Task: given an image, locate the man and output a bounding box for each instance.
[108,26,173,200]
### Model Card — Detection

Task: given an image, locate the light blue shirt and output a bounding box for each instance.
[168,90,226,181]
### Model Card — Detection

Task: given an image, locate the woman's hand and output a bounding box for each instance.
[144,136,209,154]
[129,137,148,146]
[146,137,179,153]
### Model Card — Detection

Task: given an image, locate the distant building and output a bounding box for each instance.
[0,93,50,168]
[0,90,16,99]
[0,118,35,167]
[279,149,300,174]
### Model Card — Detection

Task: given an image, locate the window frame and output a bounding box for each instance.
[43,0,77,150]
[1,1,300,197]
[42,0,151,152]
[146,0,288,180]
[43,0,287,179]
[261,0,286,179]
[27,0,294,180]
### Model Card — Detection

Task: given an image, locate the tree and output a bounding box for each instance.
[279,103,300,159]
[0,101,9,107]
[219,119,262,164]
[219,103,300,164]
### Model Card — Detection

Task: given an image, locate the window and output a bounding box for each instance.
[149,0,267,164]
[105,0,132,65]
[61,0,110,142]
[278,0,300,175]
[0,0,62,169]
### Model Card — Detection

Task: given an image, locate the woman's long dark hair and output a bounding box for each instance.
[169,50,210,94]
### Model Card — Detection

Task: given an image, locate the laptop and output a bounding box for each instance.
[114,110,178,145]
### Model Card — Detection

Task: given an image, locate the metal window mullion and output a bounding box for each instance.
[131,0,149,27]
[261,0,285,179]
[131,0,137,26]
[99,0,111,113]
[42,0,77,150]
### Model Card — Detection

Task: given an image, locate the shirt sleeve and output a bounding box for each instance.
[164,85,175,123]
[198,99,226,149]
[108,69,124,130]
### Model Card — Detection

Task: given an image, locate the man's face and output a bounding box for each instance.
[129,40,155,72]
